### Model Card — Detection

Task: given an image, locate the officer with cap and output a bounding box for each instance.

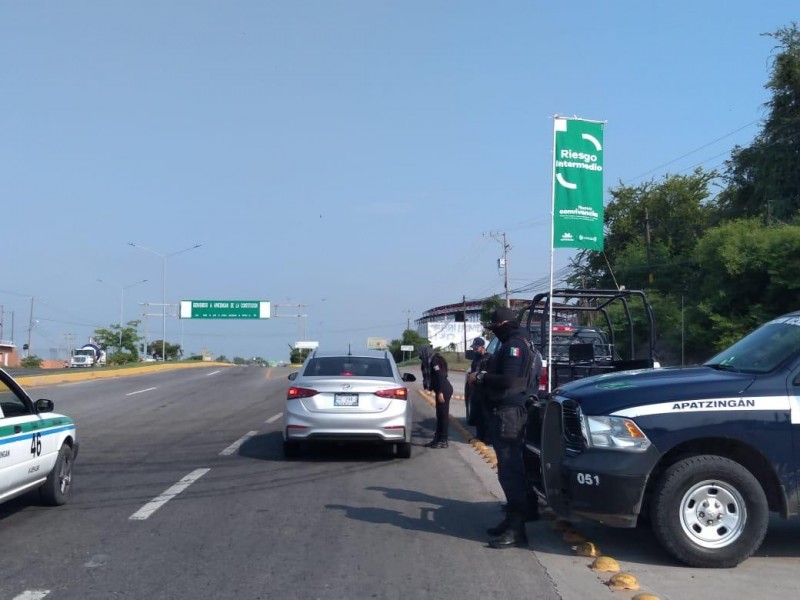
[468,306,541,549]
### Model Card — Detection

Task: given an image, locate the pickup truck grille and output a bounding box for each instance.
[561,399,585,452]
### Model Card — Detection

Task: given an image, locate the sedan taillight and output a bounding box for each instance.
[287,386,318,399]
[375,387,408,400]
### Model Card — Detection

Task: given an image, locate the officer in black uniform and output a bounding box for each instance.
[465,337,492,443]
[468,306,541,549]
[425,351,453,448]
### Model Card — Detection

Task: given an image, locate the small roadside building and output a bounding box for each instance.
[0,340,20,368]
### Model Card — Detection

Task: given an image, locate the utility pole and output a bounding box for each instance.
[26,296,34,358]
[486,231,512,307]
[403,309,412,331]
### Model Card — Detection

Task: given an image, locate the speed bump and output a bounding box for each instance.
[607,572,640,591]
[575,541,601,557]
[590,556,620,573]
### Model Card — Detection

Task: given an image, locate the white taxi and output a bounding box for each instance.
[0,367,78,506]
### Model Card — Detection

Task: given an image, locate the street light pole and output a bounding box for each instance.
[127,243,201,361]
[98,278,148,347]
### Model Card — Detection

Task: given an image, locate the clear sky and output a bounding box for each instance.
[1,2,796,362]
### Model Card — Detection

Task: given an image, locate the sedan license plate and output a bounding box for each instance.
[334,393,359,407]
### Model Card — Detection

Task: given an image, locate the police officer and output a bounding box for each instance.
[425,351,453,448]
[465,337,492,443]
[468,306,541,549]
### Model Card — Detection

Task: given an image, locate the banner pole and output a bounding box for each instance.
[547,115,559,395]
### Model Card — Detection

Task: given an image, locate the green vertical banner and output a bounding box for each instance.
[553,117,604,250]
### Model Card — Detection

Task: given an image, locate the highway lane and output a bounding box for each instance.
[0,366,562,600]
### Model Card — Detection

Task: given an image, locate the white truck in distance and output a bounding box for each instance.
[69,343,106,368]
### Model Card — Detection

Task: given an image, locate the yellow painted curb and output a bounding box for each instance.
[17,361,235,388]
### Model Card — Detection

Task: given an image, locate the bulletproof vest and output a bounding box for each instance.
[490,331,536,406]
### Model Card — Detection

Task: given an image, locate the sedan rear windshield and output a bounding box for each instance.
[304,357,394,378]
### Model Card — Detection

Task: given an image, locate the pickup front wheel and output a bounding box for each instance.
[651,455,769,568]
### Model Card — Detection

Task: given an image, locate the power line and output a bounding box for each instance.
[625,119,759,184]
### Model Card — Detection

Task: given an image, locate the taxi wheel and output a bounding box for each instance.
[651,454,768,568]
[41,444,74,506]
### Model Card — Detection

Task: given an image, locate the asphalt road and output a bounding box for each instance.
[0,366,560,600]
[3,365,800,600]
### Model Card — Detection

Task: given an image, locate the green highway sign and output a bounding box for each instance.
[180,300,271,319]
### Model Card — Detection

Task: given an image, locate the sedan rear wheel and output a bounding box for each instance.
[395,442,412,459]
[283,441,301,459]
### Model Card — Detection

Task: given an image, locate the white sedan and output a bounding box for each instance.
[283,350,416,458]
[0,368,78,506]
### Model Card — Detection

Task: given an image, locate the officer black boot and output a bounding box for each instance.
[488,510,528,549]
[431,437,448,449]
[423,435,440,448]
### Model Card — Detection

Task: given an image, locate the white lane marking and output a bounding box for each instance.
[125,387,157,396]
[129,468,210,521]
[219,431,258,456]
[265,413,283,424]
[205,370,221,376]
[13,592,50,600]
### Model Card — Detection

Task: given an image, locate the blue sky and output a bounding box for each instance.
[1,2,796,362]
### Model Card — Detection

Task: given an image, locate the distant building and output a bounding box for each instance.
[0,340,19,367]
[416,299,530,352]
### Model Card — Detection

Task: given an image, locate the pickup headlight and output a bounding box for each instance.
[581,415,651,452]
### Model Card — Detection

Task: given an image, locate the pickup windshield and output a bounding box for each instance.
[705,316,800,374]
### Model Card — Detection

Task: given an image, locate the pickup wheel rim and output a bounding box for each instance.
[679,479,747,549]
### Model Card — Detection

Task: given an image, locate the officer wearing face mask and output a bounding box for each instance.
[468,306,541,549]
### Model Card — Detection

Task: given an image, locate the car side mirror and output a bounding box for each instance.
[288,372,298,381]
[35,398,54,413]
[465,350,477,361]
[402,373,416,382]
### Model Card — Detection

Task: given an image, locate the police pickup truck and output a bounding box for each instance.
[525,311,800,568]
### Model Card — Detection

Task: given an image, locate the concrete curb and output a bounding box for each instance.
[16,361,235,388]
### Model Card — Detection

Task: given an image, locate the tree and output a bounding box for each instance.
[93,321,144,364]
[388,329,430,363]
[716,22,800,223]
[20,355,43,368]
[569,170,716,293]
[481,295,506,326]
[148,340,182,361]
[289,348,311,364]
[692,219,800,353]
